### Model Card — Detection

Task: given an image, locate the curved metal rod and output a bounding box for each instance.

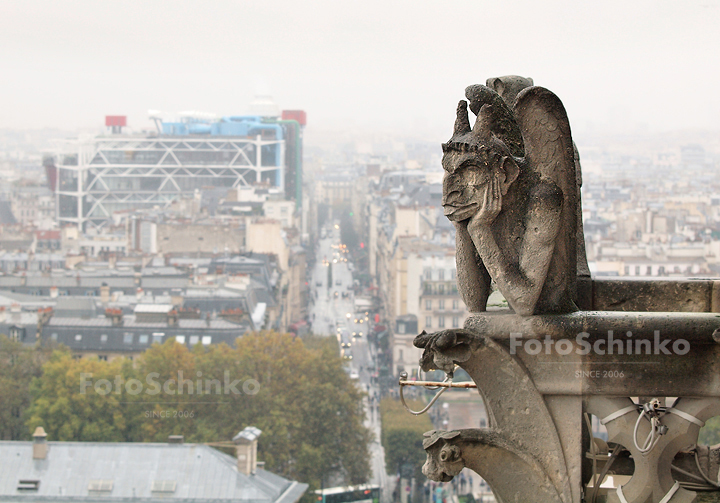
[418,366,442,390]
[399,371,452,415]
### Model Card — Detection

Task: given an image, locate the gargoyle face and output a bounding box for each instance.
[442,150,509,222]
[423,439,465,482]
[442,152,487,222]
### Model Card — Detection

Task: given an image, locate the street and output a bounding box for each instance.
[309,223,392,503]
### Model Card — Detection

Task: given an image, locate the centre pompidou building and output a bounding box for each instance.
[46,111,305,231]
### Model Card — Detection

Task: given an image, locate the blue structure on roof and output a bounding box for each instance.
[160,116,285,186]
[161,116,284,140]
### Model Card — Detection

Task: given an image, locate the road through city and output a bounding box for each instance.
[309,224,392,503]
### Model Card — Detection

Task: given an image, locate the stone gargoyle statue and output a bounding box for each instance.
[442,75,579,316]
[413,77,720,503]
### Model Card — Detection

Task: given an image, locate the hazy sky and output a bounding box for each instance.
[2,0,719,143]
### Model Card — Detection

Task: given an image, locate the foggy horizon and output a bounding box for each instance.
[1,0,719,144]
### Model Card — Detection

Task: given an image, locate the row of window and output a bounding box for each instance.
[623,265,695,275]
[422,283,459,295]
[423,268,457,281]
[425,316,461,329]
[51,332,213,346]
[424,299,461,311]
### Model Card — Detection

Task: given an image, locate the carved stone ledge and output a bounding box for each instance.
[422,428,569,503]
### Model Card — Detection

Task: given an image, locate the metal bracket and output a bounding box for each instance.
[398,369,477,415]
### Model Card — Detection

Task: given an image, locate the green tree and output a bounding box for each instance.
[26,332,371,494]
[380,397,433,479]
[26,349,138,441]
[699,416,720,445]
[134,338,201,442]
[0,336,53,440]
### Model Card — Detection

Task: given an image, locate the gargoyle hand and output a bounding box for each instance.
[469,173,502,229]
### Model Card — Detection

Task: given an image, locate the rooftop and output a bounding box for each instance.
[0,440,307,503]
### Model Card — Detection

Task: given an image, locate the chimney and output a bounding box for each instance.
[49,286,58,299]
[136,287,144,301]
[105,308,123,327]
[168,435,184,444]
[233,427,261,475]
[100,283,110,304]
[167,310,178,327]
[32,426,48,460]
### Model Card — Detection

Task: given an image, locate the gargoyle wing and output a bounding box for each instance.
[514,87,579,303]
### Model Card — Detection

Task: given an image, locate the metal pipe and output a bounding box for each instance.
[399,379,477,389]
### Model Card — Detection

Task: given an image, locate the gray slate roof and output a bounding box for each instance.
[0,441,307,503]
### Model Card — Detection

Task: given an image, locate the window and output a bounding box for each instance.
[438,284,445,295]
[201,336,212,345]
[635,265,640,275]
[398,349,403,362]
[189,335,199,345]
[151,481,176,493]
[152,333,164,344]
[452,317,460,328]
[100,334,108,343]
[88,480,113,494]
[123,333,133,344]
[17,480,40,491]
[452,300,459,310]
[75,334,82,341]
[451,269,457,280]
[397,323,406,334]
[50,333,58,341]
[438,299,445,310]
[439,269,445,280]
[425,316,432,328]
[438,316,445,328]
[139,335,149,344]
[175,335,186,344]
[424,267,432,280]
[425,299,432,310]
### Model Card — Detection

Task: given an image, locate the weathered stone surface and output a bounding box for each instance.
[592,278,717,312]
[412,77,720,502]
[463,310,720,396]
[442,80,578,316]
[422,428,567,502]
[415,328,573,502]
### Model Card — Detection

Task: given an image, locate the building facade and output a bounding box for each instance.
[47,113,304,231]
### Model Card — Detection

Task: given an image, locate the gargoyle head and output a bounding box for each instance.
[414,329,484,374]
[422,430,465,482]
[441,93,520,223]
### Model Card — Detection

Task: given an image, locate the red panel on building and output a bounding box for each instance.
[281,110,307,126]
[105,115,127,127]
